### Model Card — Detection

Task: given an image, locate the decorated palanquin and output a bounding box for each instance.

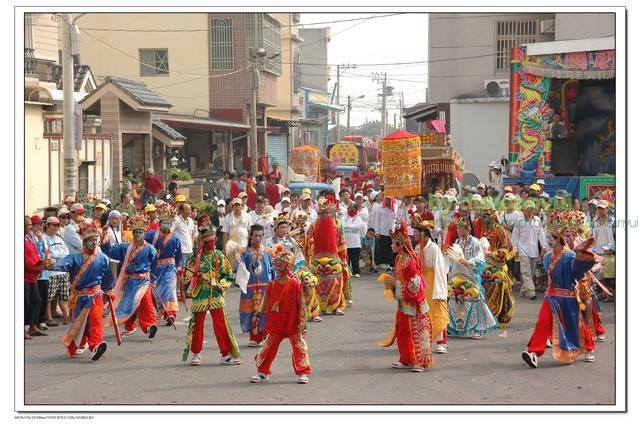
[508,46,615,177]
[380,130,422,197]
[290,145,321,182]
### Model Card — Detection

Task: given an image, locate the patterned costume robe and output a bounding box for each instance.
[380,251,433,369]
[53,252,114,357]
[181,249,240,361]
[482,225,516,328]
[101,241,158,334]
[145,230,182,319]
[239,248,272,343]
[526,247,595,362]
[447,236,497,336]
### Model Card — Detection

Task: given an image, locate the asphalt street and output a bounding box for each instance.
[24,273,616,406]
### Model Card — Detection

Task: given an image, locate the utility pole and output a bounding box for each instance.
[336,63,356,142]
[249,47,268,176]
[346,95,351,136]
[382,72,388,137]
[58,13,79,198]
[393,113,397,129]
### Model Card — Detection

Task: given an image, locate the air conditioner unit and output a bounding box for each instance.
[540,19,555,34]
[484,79,510,97]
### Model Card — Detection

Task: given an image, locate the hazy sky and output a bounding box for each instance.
[300,13,429,127]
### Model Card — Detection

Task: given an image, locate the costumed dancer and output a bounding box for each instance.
[101,214,159,339]
[289,211,322,322]
[479,208,517,328]
[446,216,497,339]
[250,244,312,384]
[238,224,273,347]
[522,212,597,368]
[562,211,607,343]
[145,204,183,327]
[412,212,450,354]
[307,195,348,315]
[50,221,114,360]
[181,225,241,366]
[378,220,433,372]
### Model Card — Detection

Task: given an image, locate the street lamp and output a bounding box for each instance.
[347,94,366,136]
[170,155,179,168]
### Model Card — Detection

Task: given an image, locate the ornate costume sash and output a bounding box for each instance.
[70,253,98,290]
[157,258,175,267]
[114,242,147,295]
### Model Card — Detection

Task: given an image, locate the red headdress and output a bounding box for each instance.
[311,214,340,259]
[390,219,421,268]
[318,194,340,215]
[78,220,100,240]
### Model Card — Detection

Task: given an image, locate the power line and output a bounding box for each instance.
[31,13,404,32]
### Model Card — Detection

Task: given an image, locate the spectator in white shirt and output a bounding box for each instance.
[511,200,549,299]
[338,189,351,219]
[105,210,124,246]
[375,196,397,271]
[296,193,318,226]
[274,196,292,214]
[342,203,367,278]
[171,203,198,267]
[43,217,70,325]
[222,197,252,251]
[248,196,274,242]
[591,200,615,255]
[354,192,369,225]
[368,191,383,230]
[63,203,86,254]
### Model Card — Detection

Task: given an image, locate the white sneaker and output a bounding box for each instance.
[312,316,323,322]
[335,309,345,315]
[297,374,310,384]
[471,333,483,340]
[436,344,447,354]
[584,351,596,362]
[391,361,412,369]
[546,339,553,348]
[122,327,137,337]
[75,343,89,355]
[354,274,360,278]
[247,341,259,348]
[596,334,606,342]
[522,351,538,368]
[190,354,201,366]
[249,373,269,383]
[90,342,107,361]
[346,299,354,306]
[221,355,242,365]
[412,366,426,373]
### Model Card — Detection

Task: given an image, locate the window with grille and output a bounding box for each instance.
[139,49,169,76]
[495,20,539,72]
[246,13,282,75]
[211,19,234,70]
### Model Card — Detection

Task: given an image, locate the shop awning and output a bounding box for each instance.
[160,115,278,133]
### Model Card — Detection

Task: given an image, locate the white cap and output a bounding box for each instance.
[503,193,515,201]
[281,197,291,203]
[492,163,502,169]
[541,192,550,199]
[536,179,546,185]
[217,199,226,206]
[354,192,364,199]
[488,161,497,167]
[369,190,379,201]
[471,194,482,202]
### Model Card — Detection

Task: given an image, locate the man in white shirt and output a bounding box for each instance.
[222,197,251,249]
[171,202,198,267]
[274,196,292,214]
[296,193,318,226]
[63,203,86,254]
[374,197,397,271]
[591,200,615,255]
[338,189,351,219]
[511,200,549,300]
[498,193,523,243]
[491,163,505,195]
[248,196,274,242]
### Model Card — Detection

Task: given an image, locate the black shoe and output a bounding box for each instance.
[165,317,175,327]
[148,324,158,339]
[91,342,107,361]
[522,351,538,368]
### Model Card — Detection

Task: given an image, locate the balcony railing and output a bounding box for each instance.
[25,49,62,84]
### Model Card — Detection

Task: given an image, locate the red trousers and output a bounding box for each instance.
[436,329,447,345]
[190,308,234,356]
[66,295,104,357]
[527,299,595,357]
[591,306,606,337]
[249,328,266,344]
[255,333,312,376]
[124,288,157,333]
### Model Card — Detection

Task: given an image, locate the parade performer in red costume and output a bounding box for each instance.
[250,244,311,384]
[379,220,433,372]
[50,221,114,360]
[522,211,597,368]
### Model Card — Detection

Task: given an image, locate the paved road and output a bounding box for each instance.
[24,273,616,406]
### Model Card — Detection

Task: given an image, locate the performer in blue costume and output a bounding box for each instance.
[100,214,159,339]
[50,221,114,360]
[446,215,497,339]
[522,211,597,368]
[239,224,273,347]
[145,204,182,326]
